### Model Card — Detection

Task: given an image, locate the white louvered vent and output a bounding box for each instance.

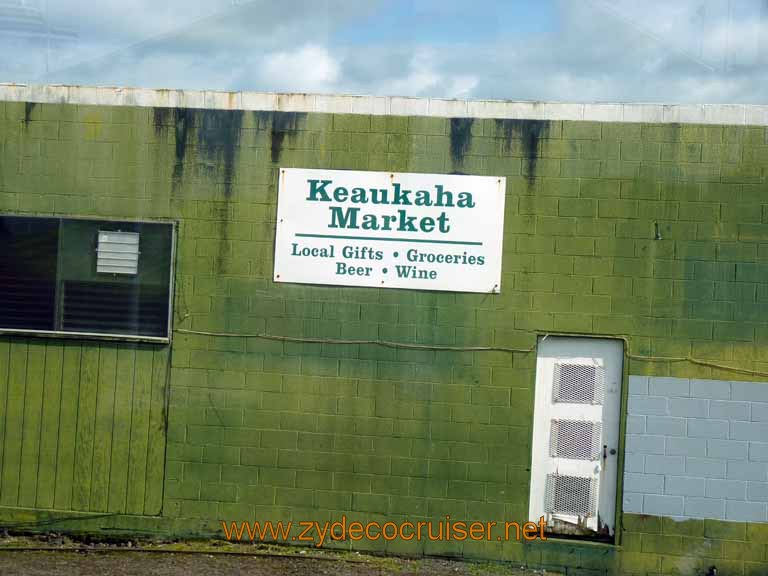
[96,231,139,275]
[544,473,597,518]
[553,363,604,405]
[550,419,602,461]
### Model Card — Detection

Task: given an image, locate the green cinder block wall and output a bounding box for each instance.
[1,96,768,573]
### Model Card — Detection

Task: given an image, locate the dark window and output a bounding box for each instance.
[0,216,174,341]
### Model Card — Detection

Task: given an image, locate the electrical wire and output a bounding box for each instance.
[174,328,768,379]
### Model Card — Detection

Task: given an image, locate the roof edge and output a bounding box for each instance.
[2,83,768,126]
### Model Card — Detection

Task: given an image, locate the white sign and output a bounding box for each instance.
[273,168,506,293]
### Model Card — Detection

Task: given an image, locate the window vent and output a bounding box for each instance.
[553,363,604,405]
[97,231,140,275]
[550,419,602,461]
[544,473,597,518]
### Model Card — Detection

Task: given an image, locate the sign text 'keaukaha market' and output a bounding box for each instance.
[273,169,506,293]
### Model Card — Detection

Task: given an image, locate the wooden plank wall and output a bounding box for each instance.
[0,337,168,515]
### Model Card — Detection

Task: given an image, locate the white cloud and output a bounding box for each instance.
[261,44,340,92]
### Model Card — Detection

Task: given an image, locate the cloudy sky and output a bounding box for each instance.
[1,0,767,103]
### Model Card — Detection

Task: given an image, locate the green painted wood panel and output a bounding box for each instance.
[107,344,135,513]
[36,343,63,509]
[0,338,168,515]
[1,340,27,506]
[53,342,81,510]
[125,346,153,515]
[71,345,98,511]
[143,347,169,515]
[0,340,9,499]
[90,344,117,512]
[17,342,45,507]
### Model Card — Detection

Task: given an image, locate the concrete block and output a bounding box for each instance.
[746,481,768,502]
[649,377,690,397]
[644,494,684,516]
[629,375,649,395]
[703,104,746,125]
[627,415,646,434]
[666,437,707,458]
[623,492,643,513]
[626,434,666,455]
[687,419,729,439]
[730,421,768,442]
[626,453,645,473]
[707,439,748,460]
[686,457,726,479]
[390,96,429,117]
[646,416,685,437]
[749,442,768,462]
[684,497,725,520]
[726,500,767,522]
[731,381,768,403]
[664,476,706,497]
[706,479,746,501]
[629,396,669,416]
[750,403,768,422]
[669,398,709,418]
[625,473,665,494]
[709,401,749,421]
[583,103,622,122]
[726,460,768,481]
[690,379,731,400]
[645,455,685,476]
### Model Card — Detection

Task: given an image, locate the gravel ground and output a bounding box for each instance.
[0,536,556,576]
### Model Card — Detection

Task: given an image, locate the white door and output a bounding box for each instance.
[528,336,623,538]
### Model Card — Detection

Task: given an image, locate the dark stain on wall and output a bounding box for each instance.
[196,109,244,199]
[449,118,474,167]
[495,119,550,186]
[172,108,194,187]
[23,102,36,125]
[255,111,307,163]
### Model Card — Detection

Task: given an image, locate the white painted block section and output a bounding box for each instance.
[649,377,690,398]
[709,401,749,421]
[684,497,725,520]
[623,492,643,513]
[749,443,768,462]
[626,415,645,434]
[625,473,664,494]
[665,476,705,497]
[644,494,683,516]
[624,376,768,523]
[646,416,685,437]
[706,479,746,501]
[628,396,668,416]
[732,381,768,403]
[666,437,707,457]
[628,375,649,395]
[726,501,766,522]
[690,379,731,400]
[669,398,709,418]
[687,419,729,439]
[685,457,726,479]
[751,403,768,422]
[646,455,685,475]
[707,439,748,461]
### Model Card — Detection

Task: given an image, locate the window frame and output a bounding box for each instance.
[0,214,177,344]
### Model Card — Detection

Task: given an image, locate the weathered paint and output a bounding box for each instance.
[0,94,767,573]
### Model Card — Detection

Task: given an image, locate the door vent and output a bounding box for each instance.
[545,473,597,518]
[550,419,602,461]
[553,363,604,405]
